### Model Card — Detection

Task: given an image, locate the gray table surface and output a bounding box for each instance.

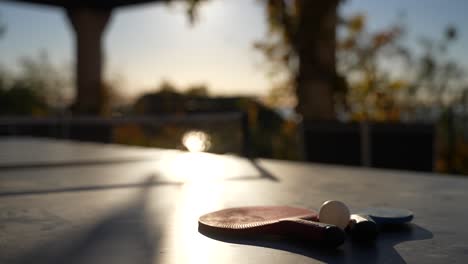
[0,137,467,263]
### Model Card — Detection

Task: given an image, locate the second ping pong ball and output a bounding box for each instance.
[319,200,350,230]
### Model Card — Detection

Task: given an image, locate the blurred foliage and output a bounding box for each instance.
[254,0,300,82]
[184,0,206,23]
[0,82,47,116]
[337,13,408,121]
[0,16,5,39]
[185,84,209,97]
[161,0,208,23]
[16,52,71,107]
[101,73,131,116]
[337,14,465,122]
[0,52,71,116]
[256,5,467,121]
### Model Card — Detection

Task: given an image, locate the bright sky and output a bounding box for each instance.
[1,0,468,99]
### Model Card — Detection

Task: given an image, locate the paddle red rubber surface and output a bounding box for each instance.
[199,206,318,230]
[198,206,344,247]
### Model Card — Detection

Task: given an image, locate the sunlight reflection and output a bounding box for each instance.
[152,152,261,262]
[156,149,259,183]
[182,130,211,152]
[155,155,229,262]
[165,152,226,182]
[163,182,225,263]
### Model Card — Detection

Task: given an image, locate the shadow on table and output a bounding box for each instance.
[247,159,279,182]
[199,223,433,264]
[0,157,158,171]
[15,177,159,264]
[224,159,279,182]
[0,158,278,198]
[0,177,182,197]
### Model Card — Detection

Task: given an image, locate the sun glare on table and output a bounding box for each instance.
[182,130,211,152]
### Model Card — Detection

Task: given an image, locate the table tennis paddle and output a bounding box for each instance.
[358,207,414,225]
[198,206,345,248]
[348,207,414,241]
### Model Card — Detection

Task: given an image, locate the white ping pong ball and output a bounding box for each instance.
[318,200,351,230]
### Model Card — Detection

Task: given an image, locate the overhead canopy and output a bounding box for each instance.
[11,0,166,9]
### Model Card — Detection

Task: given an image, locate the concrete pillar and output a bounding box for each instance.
[66,8,112,115]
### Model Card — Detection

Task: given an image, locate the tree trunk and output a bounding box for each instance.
[295,0,339,121]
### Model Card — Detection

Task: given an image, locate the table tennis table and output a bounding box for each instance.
[0,137,467,263]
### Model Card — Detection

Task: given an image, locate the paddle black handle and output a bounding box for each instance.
[277,218,345,247]
[348,214,378,242]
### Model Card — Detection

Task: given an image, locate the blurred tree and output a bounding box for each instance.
[185,84,209,97]
[410,25,463,107]
[133,81,185,114]
[184,0,207,23]
[335,13,464,122]
[0,81,48,116]
[256,0,342,121]
[336,13,409,121]
[158,80,178,93]
[16,51,72,109]
[101,72,133,116]
[0,51,72,115]
[0,13,5,39]
[257,4,465,123]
